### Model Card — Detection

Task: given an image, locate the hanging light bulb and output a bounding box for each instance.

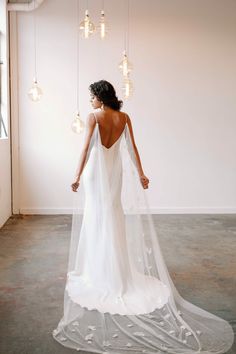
[28,1,43,102]
[119,0,134,97]
[99,10,108,39]
[122,75,133,99]
[118,50,132,77]
[28,78,43,102]
[72,1,84,134]
[71,112,85,134]
[79,9,95,38]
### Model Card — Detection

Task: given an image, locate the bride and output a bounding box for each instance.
[52,80,234,353]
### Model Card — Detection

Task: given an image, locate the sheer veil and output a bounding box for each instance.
[52,113,234,353]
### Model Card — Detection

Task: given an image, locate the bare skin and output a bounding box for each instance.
[71,93,149,192]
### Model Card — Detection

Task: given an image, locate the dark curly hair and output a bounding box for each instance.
[89,80,123,111]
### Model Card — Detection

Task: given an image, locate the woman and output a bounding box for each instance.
[52,80,234,354]
[71,80,149,193]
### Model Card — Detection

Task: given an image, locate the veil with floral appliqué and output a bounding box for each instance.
[52,112,234,354]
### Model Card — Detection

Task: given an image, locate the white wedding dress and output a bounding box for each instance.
[52,112,234,353]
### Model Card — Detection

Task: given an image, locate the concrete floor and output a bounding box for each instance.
[0,214,235,354]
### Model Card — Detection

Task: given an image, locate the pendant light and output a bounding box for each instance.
[122,76,133,99]
[119,50,132,76]
[28,0,43,102]
[98,0,108,39]
[79,0,95,39]
[71,112,85,134]
[71,0,85,134]
[119,0,133,99]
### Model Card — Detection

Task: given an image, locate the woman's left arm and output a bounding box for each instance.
[71,113,96,191]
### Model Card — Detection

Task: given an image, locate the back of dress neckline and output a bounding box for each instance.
[94,113,127,150]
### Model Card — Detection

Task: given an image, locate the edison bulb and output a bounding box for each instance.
[118,51,132,76]
[122,77,133,99]
[99,10,108,39]
[28,79,43,102]
[79,10,95,38]
[71,112,85,134]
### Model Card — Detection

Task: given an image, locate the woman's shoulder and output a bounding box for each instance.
[119,110,131,122]
[85,112,97,127]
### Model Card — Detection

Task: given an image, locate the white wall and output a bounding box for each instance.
[14,0,236,214]
[0,0,11,227]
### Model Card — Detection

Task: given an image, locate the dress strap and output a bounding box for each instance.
[125,113,128,124]
[93,112,98,124]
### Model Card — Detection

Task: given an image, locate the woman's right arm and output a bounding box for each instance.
[126,114,149,189]
[71,113,96,192]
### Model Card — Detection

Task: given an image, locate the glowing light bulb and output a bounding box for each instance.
[28,78,43,102]
[99,10,107,39]
[122,76,133,99]
[79,10,95,39]
[118,51,132,77]
[71,112,85,134]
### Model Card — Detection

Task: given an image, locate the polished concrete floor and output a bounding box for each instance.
[0,214,235,354]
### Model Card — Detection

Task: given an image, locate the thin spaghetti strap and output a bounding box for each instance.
[93,112,98,124]
[125,113,128,124]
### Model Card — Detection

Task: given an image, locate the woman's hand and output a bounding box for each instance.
[139,174,149,189]
[71,180,80,192]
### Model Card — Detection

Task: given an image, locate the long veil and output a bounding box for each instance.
[52,117,234,353]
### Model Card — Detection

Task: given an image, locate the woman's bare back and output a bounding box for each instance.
[94,111,127,149]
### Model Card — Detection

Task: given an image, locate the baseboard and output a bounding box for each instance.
[17,207,236,215]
